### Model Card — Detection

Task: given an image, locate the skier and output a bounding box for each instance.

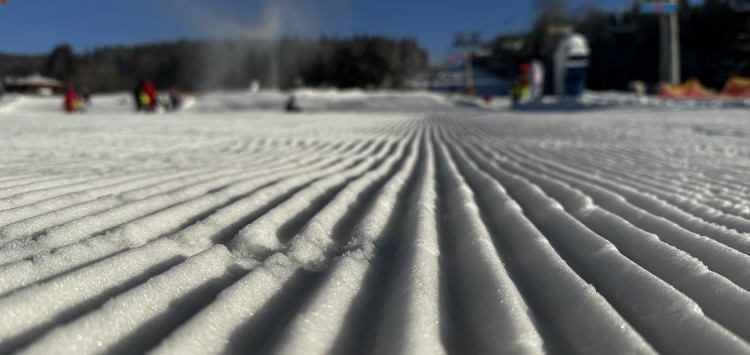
[285,95,302,112]
[81,87,91,103]
[142,80,157,111]
[133,85,142,112]
[519,61,530,98]
[510,80,522,106]
[529,59,545,101]
[135,80,158,112]
[167,87,182,111]
[63,87,84,113]
[513,61,532,105]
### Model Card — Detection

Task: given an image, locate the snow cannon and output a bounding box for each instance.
[554,32,590,97]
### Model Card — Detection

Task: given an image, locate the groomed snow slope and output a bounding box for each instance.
[1,90,750,354]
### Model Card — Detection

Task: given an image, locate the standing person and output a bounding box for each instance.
[80,87,91,103]
[285,94,301,112]
[135,80,158,112]
[63,87,83,113]
[142,80,157,112]
[80,87,92,109]
[510,80,521,107]
[513,61,532,105]
[167,87,181,111]
[133,84,143,112]
[529,59,545,101]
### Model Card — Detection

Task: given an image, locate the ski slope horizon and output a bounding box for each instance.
[1,89,750,354]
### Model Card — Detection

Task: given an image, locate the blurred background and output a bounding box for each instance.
[0,0,747,99]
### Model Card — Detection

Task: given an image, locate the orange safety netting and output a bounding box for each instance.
[658,76,750,99]
[657,78,717,98]
[721,76,750,98]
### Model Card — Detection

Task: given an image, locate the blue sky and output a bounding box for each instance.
[0,0,691,61]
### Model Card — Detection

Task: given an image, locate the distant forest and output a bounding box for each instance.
[0,36,429,92]
[486,0,750,91]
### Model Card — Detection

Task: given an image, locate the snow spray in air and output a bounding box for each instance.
[171,0,326,90]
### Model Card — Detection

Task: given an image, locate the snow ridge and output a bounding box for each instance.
[1,96,750,354]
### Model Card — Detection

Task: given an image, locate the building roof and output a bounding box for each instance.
[4,73,64,88]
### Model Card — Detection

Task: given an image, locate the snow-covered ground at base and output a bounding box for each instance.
[1,89,750,354]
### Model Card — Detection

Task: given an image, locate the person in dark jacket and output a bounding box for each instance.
[285,95,302,112]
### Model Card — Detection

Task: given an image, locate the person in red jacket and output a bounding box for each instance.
[63,87,83,113]
[143,80,157,111]
[136,80,158,112]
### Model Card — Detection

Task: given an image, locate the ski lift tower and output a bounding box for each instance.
[641,0,681,85]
